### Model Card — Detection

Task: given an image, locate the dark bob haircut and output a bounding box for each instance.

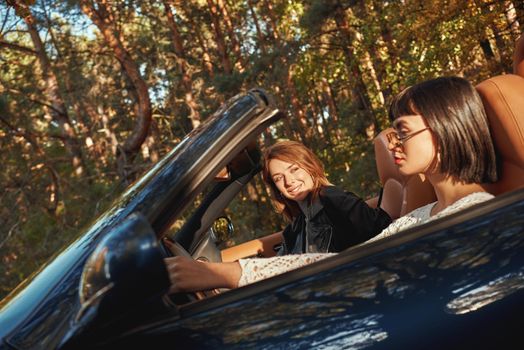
[389,76,497,184]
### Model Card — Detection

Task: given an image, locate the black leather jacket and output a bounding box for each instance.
[278,186,392,254]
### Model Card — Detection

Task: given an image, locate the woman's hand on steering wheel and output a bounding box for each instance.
[164,255,242,293]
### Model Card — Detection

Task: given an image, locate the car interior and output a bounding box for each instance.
[160,33,524,304]
[162,141,283,248]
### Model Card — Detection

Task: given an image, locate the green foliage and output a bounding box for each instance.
[1,0,520,299]
[213,71,246,95]
[299,0,339,35]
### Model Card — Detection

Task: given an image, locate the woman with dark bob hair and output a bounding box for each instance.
[165,76,498,292]
[388,75,497,185]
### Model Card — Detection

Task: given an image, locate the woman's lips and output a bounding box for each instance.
[393,154,405,165]
[287,184,302,195]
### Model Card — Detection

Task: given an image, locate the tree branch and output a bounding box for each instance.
[1,6,10,33]
[0,85,64,115]
[0,223,19,250]
[0,40,38,55]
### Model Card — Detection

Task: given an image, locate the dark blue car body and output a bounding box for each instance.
[0,89,523,349]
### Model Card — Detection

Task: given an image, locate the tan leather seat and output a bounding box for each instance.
[513,33,524,77]
[476,33,524,195]
[373,129,436,220]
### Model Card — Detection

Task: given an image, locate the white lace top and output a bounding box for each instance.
[237,192,493,287]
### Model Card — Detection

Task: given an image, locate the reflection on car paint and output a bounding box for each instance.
[447,270,524,315]
[310,315,388,349]
[140,199,524,349]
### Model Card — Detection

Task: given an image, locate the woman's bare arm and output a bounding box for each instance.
[165,256,241,293]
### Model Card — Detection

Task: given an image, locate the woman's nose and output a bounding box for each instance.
[387,141,396,150]
[284,175,293,186]
[388,139,401,151]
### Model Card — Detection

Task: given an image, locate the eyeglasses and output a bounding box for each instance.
[386,127,430,148]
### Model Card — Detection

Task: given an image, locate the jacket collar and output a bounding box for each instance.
[297,195,324,219]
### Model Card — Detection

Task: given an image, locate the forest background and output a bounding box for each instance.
[0,0,522,299]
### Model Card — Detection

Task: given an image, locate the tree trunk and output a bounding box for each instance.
[321,78,341,142]
[216,0,244,72]
[182,8,215,79]
[260,0,308,143]
[80,0,152,179]
[511,0,524,30]
[314,88,337,148]
[473,0,503,72]
[504,1,521,39]
[375,0,400,88]
[248,0,267,55]
[207,0,232,74]
[42,2,95,157]
[0,111,61,214]
[333,6,373,114]
[490,22,511,72]
[321,78,339,124]
[263,0,279,41]
[357,1,390,108]
[24,15,87,177]
[479,37,496,62]
[163,0,201,129]
[286,65,309,143]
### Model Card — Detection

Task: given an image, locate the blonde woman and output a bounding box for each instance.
[165,140,392,292]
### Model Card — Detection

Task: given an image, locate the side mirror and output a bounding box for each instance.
[210,216,234,244]
[62,213,170,347]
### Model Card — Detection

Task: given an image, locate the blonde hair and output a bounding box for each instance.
[262,140,331,221]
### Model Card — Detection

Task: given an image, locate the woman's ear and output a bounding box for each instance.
[435,151,442,170]
[429,143,441,174]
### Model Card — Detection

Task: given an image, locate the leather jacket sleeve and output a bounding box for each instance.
[276,224,292,255]
[319,186,392,248]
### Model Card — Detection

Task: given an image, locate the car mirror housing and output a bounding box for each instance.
[71,213,170,338]
[210,216,234,244]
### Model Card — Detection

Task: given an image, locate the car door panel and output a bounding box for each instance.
[104,193,524,350]
[221,231,283,262]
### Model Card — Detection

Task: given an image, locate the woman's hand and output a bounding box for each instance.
[164,256,242,293]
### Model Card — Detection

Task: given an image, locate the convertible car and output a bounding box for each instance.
[1,35,524,349]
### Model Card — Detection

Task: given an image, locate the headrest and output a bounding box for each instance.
[474,33,524,194]
[476,74,524,194]
[514,33,524,77]
[374,128,436,219]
